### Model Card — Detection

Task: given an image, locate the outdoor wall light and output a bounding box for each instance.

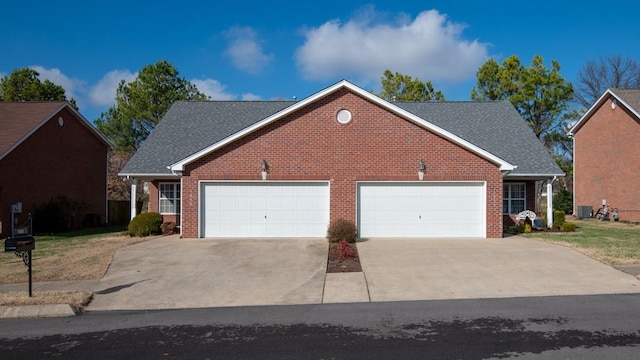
[418,159,426,180]
[261,159,269,180]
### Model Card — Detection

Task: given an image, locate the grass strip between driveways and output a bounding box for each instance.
[523,219,640,265]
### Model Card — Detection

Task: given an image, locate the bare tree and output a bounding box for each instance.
[575,55,640,108]
[107,151,134,201]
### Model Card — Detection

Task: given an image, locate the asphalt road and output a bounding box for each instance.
[1,294,640,359]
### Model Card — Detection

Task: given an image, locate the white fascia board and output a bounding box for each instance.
[118,172,180,179]
[569,89,640,136]
[169,82,349,171]
[569,90,612,136]
[169,80,516,172]
[504,173,565,179]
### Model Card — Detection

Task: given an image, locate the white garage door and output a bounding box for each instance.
[358,182,486,238]
[201,182,329,238]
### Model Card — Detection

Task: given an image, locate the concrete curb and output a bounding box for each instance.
[0,304,77,319]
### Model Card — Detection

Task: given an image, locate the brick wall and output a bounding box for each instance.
[165,89,504,238]
[0,107,109,237]
[574,97,640,222]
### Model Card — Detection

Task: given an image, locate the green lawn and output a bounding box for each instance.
[523,219,640,265]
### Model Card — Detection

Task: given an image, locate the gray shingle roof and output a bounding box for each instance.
[121,101,294,176]
[122,97,562,178]
[394,101,563,176]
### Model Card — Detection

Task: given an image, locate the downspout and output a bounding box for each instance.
[169,166,183,238]
[105,150,110,224]
[571,133,576,216]
[547,176,558,228]
[130,177,138,221]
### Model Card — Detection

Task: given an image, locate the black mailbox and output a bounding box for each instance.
[4,235,35,252]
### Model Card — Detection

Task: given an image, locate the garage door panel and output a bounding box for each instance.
[358,182,485,238]
[202,182,329,238]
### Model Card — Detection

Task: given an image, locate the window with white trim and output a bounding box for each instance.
[503,183,525,214]
[159,183,181,214]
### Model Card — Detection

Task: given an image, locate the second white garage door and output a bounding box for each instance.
[201,182,329,238]
[358,182,486,238]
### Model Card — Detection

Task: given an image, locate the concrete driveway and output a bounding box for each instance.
[88,236,327,311]
[88,235,640,311]
[357,236,640,301]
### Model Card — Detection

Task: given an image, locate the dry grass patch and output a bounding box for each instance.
[1,228,161,309]
[0,291,92,312]
[0,230,158,284]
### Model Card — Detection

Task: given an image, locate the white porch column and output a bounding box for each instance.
[130,178,138,221]
[546,181,553,228]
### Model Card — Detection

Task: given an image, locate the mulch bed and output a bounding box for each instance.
[327,241,362,273]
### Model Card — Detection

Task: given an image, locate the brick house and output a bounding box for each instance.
[569,88,640,222]
[121,81,562,238]
[0,102,113,237]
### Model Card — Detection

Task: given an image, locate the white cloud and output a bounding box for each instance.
[224,26,274,74]
[89,69,137,106]
[30,65,85,101]
[241,93,262,101]
[191,78,235,100]
[294,9,489,85]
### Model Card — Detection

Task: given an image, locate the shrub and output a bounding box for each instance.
[161,222,178,235]
[128,212,163,237]
[327,218,357,243]
[338,240,355,258]
[553,210,566,230]
[514,223,525,234]
[553,190,573,214]
[562,222,577,232]
[32,196,86,234]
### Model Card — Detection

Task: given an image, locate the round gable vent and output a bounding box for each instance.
[336,109,352,124]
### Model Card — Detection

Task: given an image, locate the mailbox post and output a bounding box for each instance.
[3,204,35,297]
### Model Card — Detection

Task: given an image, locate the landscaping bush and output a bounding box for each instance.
[553,190,573,214]
[514,223,525,234]
[326,218,357,243]
[128,212,163,237]
[562,222,577,232]
[161,222,178,235]
[553,210,566,230]
[32,196,86,234]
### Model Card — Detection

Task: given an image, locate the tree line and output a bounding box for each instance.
[2,55,639,200]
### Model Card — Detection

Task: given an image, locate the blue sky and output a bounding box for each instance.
[2,1,639,122]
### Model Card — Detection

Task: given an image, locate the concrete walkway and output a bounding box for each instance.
[2,236,640,318]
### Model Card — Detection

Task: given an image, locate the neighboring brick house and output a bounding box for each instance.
[121,80,563,238]
[0,102,113,237]
[569,88,640,222]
